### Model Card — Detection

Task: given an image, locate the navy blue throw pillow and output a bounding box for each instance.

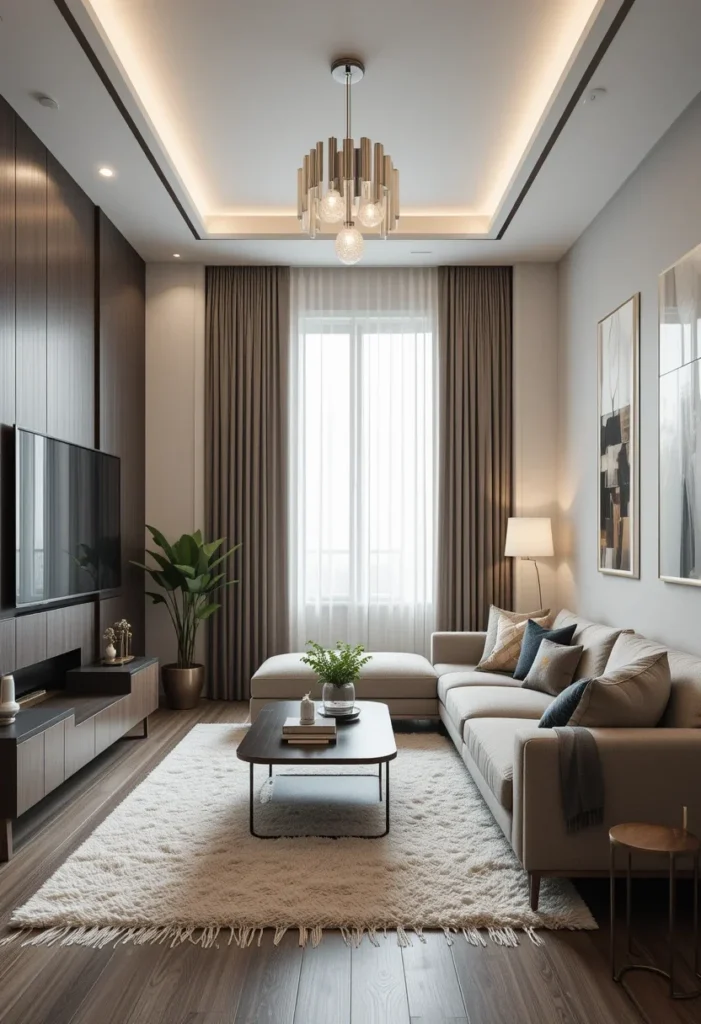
[513,620,577,680]
[539,679,591,728]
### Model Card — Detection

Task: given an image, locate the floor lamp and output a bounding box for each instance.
[504,517,554,608]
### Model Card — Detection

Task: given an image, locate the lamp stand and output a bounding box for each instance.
[522,557,543,608]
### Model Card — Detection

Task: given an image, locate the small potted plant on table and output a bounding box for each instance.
[132,526,239,709]
[301,641,371,717]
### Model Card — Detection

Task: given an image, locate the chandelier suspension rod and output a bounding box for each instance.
[345,66,352,226]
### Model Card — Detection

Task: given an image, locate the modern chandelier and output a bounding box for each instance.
[297,58,400,265]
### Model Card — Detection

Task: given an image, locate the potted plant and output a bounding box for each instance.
[132,526,239,709]
[301,641,371,716]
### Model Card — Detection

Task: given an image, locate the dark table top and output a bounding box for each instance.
[237,701,397,766]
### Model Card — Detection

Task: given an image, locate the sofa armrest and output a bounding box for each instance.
[430,631,486,667]
[511,727,701,871]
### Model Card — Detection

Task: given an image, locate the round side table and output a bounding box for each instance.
[609,822,700,1005]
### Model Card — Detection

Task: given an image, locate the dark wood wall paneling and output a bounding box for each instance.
[0,92,145,675]
[99,212,146,649]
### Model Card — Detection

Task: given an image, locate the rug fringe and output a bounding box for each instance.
[1,923,546,950]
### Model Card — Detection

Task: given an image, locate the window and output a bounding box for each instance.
[289,270,438,655]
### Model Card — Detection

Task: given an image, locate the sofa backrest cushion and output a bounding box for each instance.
[568,651,671,728]
[552,608,626,679]
[663,649,701,728]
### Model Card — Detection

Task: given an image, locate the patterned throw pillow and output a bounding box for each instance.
[523,638,584,696]
[482,605,550,660]
[477,612,551,674]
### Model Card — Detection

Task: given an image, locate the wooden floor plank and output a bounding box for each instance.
[294,931,350,1024]
[0,701,694,1024]
[351,933,410,1024]
[233,931,304,1024]
[401,931,467,1020]
[0,945,114,1024]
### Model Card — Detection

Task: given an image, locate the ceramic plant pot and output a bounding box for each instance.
[162,664,205,709]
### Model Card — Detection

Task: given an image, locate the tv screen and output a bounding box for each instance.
[15,429,121,606]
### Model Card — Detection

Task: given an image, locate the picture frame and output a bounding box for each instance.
[597,294,640,578]
[659,242,701,585]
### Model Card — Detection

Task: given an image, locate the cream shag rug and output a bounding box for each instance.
[7,725,596,949]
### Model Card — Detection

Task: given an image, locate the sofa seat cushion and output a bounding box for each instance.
[463,718,526,812]
[437,669,519,705]
[552,608,627,679]
[251,652,438,699]
[444,684,551,736]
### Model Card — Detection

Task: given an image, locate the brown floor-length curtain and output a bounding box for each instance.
[205,266,290,699]
[437,266,513,631]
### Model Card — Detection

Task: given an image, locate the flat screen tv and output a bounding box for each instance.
[15,428,121,607]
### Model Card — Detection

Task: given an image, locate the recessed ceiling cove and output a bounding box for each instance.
[72,0,607,241]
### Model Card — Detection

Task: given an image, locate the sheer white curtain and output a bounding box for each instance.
[289,268,438,655]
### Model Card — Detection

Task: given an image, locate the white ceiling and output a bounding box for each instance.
[0,0,699,264]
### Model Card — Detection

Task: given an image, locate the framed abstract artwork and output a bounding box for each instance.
[598,294,640,577]
[659,242,701,585]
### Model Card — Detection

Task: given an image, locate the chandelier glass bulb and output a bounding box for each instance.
[335,225,364,265]
[357,200,384,229]
[319,188,345,223]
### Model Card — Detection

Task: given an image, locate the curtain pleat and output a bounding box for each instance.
[205,266,290,700]
[437,266,513,631]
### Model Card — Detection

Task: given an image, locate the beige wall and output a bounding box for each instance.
[145,263,205,667]
[512,264,559,612]
[557,91,701,653]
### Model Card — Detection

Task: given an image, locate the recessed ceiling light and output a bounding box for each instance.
[173,253,181,258]
[35,93,59,111]
[584,87,607,104]
[98,166,115,178]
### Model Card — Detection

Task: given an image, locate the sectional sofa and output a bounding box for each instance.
[250,608,701,910]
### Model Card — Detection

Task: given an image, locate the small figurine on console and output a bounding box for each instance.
[0,674,20,724]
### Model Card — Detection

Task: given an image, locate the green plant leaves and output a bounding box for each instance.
[131,529,240,669]
[300,641,371,686]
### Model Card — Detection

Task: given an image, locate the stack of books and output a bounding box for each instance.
[282,716,337,745]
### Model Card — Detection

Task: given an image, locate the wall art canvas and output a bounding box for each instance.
[659,242,701,584]
[598,294,639,577]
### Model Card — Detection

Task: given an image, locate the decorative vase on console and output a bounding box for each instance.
[301,641,371,717]
[0,675,20,724]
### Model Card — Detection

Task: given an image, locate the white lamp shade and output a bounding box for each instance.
[504,517,554,558]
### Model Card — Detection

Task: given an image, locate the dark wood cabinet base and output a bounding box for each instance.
[1,818,11,861]
[0,658,158,860]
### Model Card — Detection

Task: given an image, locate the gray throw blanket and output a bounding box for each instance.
[553,726,604,832]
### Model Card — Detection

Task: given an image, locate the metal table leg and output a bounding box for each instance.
[611,840,701,1004]
[248,760,392,840]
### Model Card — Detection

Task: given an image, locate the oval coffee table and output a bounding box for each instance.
[237,700,397,839]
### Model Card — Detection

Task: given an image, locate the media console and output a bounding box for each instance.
[0,657,159,860]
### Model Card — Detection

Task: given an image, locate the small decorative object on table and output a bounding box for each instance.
[0,674,20,724]
[301,640,371,718]
[609,806,700,1003]
[282,715,336,745]
[299,691,315,725]
[102,620,134,665]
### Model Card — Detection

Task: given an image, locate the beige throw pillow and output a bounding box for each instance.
[483,605,550,660]
[478,612,551,674]
[523,638,584,696]
[569,651,671,728]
